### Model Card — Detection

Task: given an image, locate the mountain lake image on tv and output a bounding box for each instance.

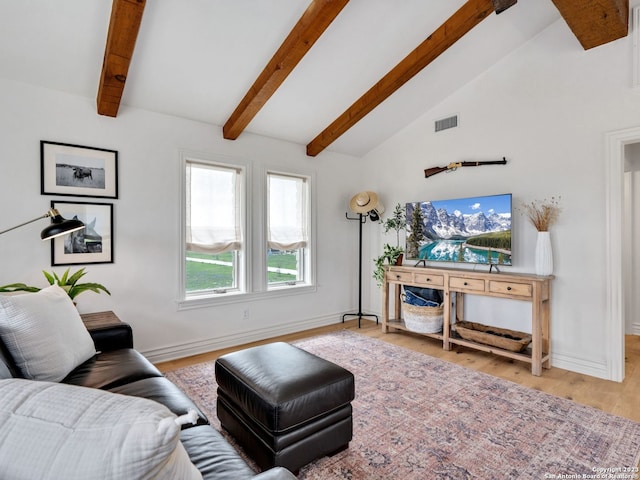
[405,193,512,266]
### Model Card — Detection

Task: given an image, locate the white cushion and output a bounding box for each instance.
[0,284,96,381]
[0,378,203,480]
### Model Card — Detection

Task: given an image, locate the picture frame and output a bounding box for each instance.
[50,201,114,266]
[41,141,118,199]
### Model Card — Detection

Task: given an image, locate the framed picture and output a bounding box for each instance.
[41,141,118,198]
[50,201,114,266]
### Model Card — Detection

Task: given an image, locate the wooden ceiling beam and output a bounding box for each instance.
[306,0,502,157]
[223,0,349,140]
[550,0,628,50]
[97,0,146,117]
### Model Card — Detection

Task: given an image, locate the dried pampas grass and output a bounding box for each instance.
[520,196,561,232]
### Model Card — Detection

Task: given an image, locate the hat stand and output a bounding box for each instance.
[342,212,379,328]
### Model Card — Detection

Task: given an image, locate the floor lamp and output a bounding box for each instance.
[342,191,384,328]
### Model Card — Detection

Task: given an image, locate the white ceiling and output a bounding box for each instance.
[0,1,562,157]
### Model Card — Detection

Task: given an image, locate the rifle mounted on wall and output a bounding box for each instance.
[424,157,507,178]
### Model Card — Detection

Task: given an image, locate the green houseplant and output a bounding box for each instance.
[373,203,406,287]
[381,203,407,249]
[0,267,110,301]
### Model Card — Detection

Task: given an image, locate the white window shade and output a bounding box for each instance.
[186,162,242,254]
[268,173,308,250]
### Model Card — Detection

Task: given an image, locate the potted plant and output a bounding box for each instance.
[373,244,405,287]
[0,267,110,301]
[373,203,406,286]
[381,203,407,253]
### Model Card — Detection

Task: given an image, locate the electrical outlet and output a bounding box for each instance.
[243,308,249,320]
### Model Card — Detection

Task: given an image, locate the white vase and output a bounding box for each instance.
[535,231,553,276]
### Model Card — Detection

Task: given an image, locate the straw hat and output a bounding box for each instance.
[349,191,381,214]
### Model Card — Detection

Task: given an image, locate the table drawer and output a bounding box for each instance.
[414,273,444,287]
[386,270,413,283]
[489,280,532,297]
[449,276,485,292]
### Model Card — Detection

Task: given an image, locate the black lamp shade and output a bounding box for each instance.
[41,210,85,240]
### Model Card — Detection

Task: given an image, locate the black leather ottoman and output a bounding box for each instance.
[215,342,355,473]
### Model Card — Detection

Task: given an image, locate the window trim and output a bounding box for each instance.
[177,283,317,310]
[185,162,243,292]
[179,151,249,303]
[266,170,312,289]
[177,151,316,311]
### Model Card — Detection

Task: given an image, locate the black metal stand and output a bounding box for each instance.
[342,212,379,328]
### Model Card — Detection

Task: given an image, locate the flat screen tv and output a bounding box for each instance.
[405,193,512,266]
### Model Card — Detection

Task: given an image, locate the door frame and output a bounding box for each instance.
[605,125,640,381]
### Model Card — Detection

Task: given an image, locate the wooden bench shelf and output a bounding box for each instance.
[385,318,444,341]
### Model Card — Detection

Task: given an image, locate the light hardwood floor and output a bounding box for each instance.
[156,319,640,423]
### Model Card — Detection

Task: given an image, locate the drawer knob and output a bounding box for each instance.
[463,282,468,286]
[507,286,512,291]
[396,275,401,280]
[426,277,431,281]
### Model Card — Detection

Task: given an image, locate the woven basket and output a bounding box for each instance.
[402,303,444,334]
[454,321,532,352]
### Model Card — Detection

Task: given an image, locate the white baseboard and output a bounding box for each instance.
[550,352,609,381]
[141,312,347,364]
[142,309,622,382]
[629,323,640,336]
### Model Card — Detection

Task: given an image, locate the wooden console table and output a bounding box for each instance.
[382,265,553,376]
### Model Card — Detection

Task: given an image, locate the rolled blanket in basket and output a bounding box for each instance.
[403,285,442,306]
[403,290,440,307]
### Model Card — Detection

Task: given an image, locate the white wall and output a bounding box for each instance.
[360,14,640,380]
[0,78,367,361]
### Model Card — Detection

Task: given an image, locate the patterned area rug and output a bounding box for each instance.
[166,331,640,479]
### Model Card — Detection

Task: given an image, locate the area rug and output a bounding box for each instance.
[165,331,640,479]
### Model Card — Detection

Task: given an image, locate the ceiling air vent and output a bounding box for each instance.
[435,115,458,133]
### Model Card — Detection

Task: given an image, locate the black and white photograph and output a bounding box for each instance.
[41,141,118,198]
[50,200,114,266]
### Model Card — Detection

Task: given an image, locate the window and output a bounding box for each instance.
[184,160,244,295]
[180,152,315,307]
[267,172,310,287]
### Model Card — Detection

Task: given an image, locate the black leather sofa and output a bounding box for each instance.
[0,319,296,480]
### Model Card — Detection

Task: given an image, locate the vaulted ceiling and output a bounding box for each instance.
[0,1,628,157]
